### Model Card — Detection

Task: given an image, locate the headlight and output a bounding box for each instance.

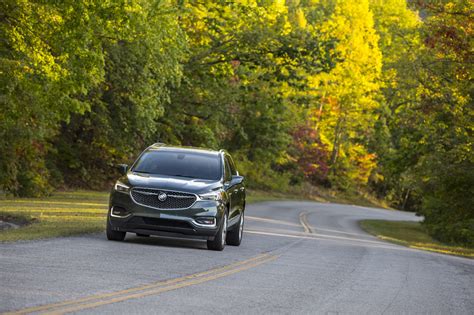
[114,181,130,194]
[199,191,223,201]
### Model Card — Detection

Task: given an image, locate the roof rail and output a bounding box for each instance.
[145,142,166,150]
[152,142,166,147]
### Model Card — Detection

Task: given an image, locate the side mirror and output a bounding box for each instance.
[231,175,244,185]
[117,164,128,175]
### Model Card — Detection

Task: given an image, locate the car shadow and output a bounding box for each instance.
[123,234,208,250]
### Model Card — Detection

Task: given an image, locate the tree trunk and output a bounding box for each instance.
[314,99,324,133]
[330,117,342,167]
[401,189,411,210]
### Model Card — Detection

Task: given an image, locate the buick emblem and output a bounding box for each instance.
[158,192,167,202]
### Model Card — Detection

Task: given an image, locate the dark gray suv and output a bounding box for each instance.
[107,143,245,251]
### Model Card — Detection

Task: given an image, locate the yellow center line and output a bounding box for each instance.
[299,212,313,234]
[6,254,277,315]
[49,255,278,315]
[296,213,371,238]
[247,215,369,239]
[245,217,372,238]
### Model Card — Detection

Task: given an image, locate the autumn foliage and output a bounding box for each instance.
[291,125,330,185]
[0,0,472,245]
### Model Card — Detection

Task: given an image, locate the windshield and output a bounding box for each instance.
[132,150,222,180]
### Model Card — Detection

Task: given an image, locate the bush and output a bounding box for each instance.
[290,125,330,186]
[420,159,474,247]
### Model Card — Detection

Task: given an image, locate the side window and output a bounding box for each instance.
[224,157,232,182]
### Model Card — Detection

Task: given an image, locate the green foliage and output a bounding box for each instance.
[303,0,383,189]
[369,0,473,244]
[360,220,474,257]
[50,2,185,188]
[420,158,474,245]
[0,0,111,195]
[0,0,185,191]
[1,0,472,245]
[412,0,473,245]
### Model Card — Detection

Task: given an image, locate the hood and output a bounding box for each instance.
[121,172,222,195]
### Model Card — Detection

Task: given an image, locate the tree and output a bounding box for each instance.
[0,0,186,194]
[50,1,185,188]
[1,0,123,195]
[411,0,473,245]
[368,0,423,209]
[301,0,382,190]
[371,0,473,245]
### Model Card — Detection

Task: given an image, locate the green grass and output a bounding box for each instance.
[360,220,474,258]
[0,191,109,242]
[300,184,390,209]
[1,189,291,242]
[248,186,389,210]
[0,188,388,242]
[246,190,303,203]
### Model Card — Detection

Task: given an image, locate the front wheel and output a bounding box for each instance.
[227,212,244,246]
[106,218,126,241]
[207,212,227,251]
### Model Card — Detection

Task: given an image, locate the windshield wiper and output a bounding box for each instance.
[170,174,198,179]
[133,170,151,174]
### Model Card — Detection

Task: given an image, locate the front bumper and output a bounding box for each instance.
[108,190,225,240]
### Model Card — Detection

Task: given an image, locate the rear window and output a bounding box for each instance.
[132,150,222,180]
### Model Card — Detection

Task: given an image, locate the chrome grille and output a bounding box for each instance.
[130,188,196,209]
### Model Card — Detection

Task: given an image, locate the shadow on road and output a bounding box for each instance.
[123,235,208,250]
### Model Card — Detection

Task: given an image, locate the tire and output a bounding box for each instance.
[227,212,244,246]
[136,233,150,237]
[106,217,126,241]
[207,212,227,251]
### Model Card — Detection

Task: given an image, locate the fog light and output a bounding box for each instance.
[195,217,216,225]
[111,206,128,217]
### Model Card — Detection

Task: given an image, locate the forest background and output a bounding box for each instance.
[1,0,472,245]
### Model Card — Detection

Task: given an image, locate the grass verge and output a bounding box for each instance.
[1,188,387,242]
[0,191,108,242]
[360,220,474,258]
[1,190,293,242]
[246,190,304,203]
[248,186,389,209]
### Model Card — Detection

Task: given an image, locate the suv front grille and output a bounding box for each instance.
[131,188,197,209]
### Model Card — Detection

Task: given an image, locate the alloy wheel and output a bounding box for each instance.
[238,214,244,241]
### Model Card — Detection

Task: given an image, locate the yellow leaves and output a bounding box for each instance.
[282,19,293,36]
[280,67,290,77]
[189,3,208,19]
[234,0,258,7]
[124,2,143,14]
[295,8,307,29]
[50,13,63,24]
[272,0,287,13]
[345,143,378,185]
[310,0,382,118]
[444,2,456,11]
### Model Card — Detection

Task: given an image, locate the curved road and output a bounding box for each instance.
[1,201,473,314]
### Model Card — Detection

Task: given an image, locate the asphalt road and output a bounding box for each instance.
[1,201,474,314]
